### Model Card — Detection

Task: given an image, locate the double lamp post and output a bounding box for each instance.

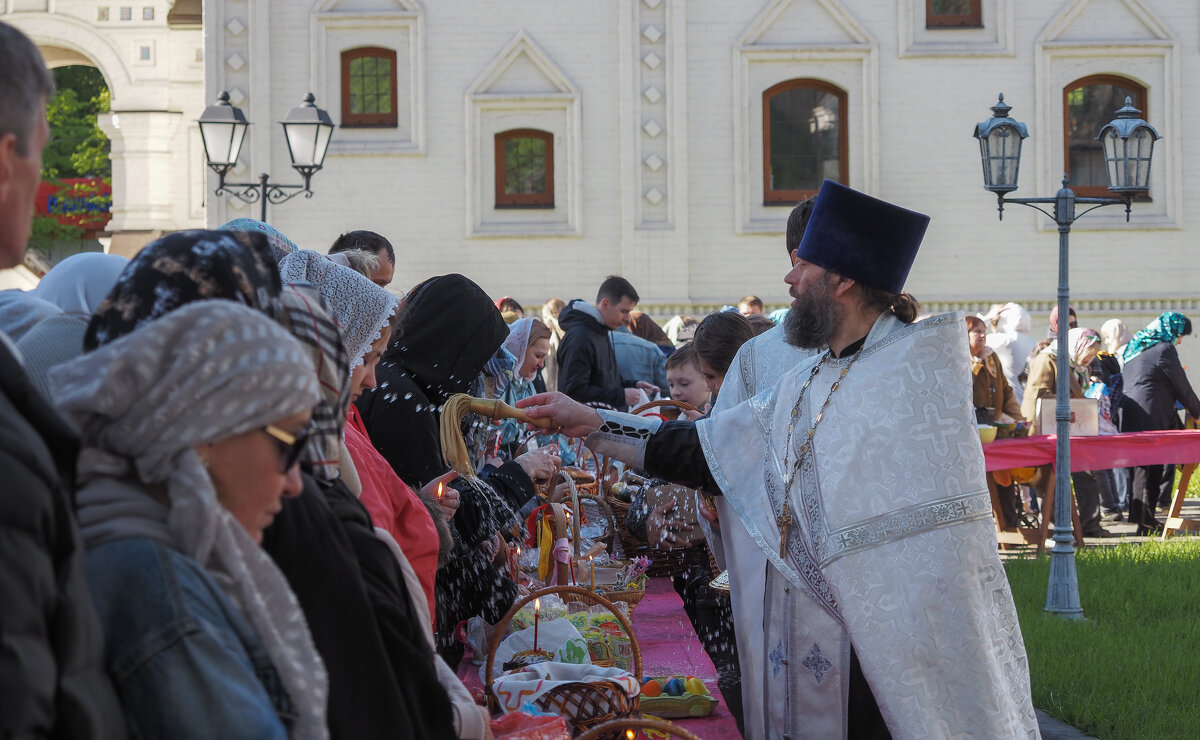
[197,91,335,223]
[973,94,1160,618]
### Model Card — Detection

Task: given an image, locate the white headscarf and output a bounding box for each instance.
[33,252,130,318]
[279,250,397,370]
[503,317,537,381]
[51,301,329,739]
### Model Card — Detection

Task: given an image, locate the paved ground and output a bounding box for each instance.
[999,493,1200,558]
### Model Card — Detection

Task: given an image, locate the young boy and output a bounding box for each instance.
[665,343,711,413]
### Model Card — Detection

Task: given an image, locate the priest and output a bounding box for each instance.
[518,181,1038,739]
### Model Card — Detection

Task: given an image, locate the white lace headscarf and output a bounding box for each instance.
[504,317,536,381]
[279,250,397,370]
[51,300,329,739]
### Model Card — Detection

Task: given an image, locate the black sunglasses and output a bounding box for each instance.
[262,424,311,472]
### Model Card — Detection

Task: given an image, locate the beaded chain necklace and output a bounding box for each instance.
[776,349,862,558]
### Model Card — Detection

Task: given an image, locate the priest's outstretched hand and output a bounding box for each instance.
[517,392,604,438]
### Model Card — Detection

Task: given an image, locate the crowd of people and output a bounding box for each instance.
[4,20,1198,740]
[968,301,1199,537]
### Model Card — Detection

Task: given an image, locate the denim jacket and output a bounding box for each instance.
[85,538,294,739]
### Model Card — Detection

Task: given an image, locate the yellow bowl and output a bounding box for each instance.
[977,425,997,444]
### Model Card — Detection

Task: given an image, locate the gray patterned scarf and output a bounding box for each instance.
[52,301,329,739]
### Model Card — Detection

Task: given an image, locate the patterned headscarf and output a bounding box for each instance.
[33,252,130,319]
[220,217,300,263]
[1123,312,1190,363]
[279,283,351,480]
[84,230,283,351]
[1042,327,1100,387]
[278,250,397,370]
[51,301,328,739]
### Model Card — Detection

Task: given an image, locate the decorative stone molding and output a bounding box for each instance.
[733,0,878,235]
[1033,0,1180,231]
[898,0,1013,58]
[309,0,425,156]
[465,31,581,237]
[633,0,671,228]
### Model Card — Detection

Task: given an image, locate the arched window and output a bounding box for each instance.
[340,47,398,128]
[926,0,981,28]
[762,79,847,205]
[1064,75,1147,198]
[495,129,554,208]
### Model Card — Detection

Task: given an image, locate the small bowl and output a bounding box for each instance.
[977,425,997,444]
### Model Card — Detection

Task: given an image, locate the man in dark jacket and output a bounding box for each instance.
[0,22,125,737]
[557,275,657,410]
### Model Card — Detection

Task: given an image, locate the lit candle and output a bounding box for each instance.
[533,598,541,651]
[589,555,595,592]
[513,546,520,581]
[436,482,444,499]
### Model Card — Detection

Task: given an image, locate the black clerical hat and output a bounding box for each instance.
[795,180,929,294]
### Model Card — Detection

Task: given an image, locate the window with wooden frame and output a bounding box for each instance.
[1064,75,1148,199]
[495,129,554,208]
[340,47,398,128]
[926,0,982,28]
[762,79,847,205]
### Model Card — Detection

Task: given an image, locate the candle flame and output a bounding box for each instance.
[626,731,635,740]
[437,482,443,498]
[534,597,541,611]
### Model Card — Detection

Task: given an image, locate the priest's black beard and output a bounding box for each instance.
[784,276,840,350]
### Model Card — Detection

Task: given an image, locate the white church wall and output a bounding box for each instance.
[201,0,1200,330]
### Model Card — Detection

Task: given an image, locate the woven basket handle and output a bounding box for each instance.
[631,399,700,415]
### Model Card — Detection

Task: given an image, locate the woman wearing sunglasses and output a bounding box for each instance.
[53,301,329,739]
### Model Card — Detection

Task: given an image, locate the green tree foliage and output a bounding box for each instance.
[30,66,112,253]
[42,65,111,180]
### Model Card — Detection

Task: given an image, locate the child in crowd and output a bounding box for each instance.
[665,343,711,415]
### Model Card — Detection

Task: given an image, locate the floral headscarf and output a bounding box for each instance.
[279,283,351,480]
[84,230,283,351]
[1041,327,1100,386]
[53,301,328,739]
[1123,312,1189,363]
[220,217,300,263]
[278,250,398,371]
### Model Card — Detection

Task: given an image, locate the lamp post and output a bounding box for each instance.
[974,94,1160,618]
[198,92,334,223]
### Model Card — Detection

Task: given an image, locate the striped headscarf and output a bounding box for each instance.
[279,283,351,480]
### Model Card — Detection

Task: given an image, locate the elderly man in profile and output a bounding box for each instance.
[0,21,126,738]
[519,181,1039,739]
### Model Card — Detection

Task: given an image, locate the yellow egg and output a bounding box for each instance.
[684,677,707,695]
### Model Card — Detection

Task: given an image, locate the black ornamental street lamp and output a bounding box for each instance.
[198,91,334,223]
[974,93,1160,619]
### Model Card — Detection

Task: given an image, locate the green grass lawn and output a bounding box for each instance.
[1004,541,1200,739]
[1174,465,1200,497]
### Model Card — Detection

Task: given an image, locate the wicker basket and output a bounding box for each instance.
[605,477,716,579]
[575,716,704,740]
[486,586,643,734]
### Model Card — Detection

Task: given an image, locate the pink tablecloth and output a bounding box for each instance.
[983,429,1200,472]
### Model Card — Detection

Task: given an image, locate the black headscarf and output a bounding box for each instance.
[83,229,283,350]
[386,273,509,404]
[357,274,509,488]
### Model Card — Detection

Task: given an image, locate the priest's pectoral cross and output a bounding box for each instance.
[777,513,794,558]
